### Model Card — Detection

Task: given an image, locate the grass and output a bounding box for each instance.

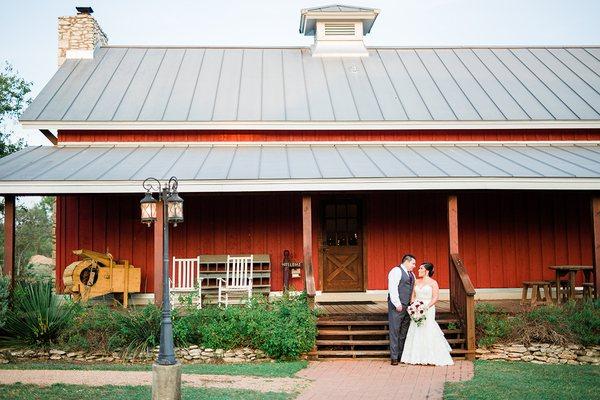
[445,360,600,400]
[0,383,293,399]
[0,360,307,378]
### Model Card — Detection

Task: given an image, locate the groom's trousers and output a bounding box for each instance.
[388,299,411,361]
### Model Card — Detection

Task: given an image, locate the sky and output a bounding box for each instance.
[1,0,600,147]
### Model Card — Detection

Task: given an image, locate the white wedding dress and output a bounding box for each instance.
[400,284,454,366]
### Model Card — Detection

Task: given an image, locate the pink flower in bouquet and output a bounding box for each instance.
[408,300,427,326]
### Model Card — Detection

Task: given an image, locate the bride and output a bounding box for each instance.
[400,262,454,366]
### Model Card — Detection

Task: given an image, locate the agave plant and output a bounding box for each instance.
[1,280,77,346]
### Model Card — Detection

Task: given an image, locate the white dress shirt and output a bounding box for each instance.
[388,266,410,308]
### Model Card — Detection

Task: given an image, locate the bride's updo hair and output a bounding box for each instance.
[421,262,434,277]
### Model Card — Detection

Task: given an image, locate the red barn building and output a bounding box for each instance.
[2,5,600,357]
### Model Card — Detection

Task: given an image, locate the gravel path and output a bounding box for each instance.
[0,360,474,399]
[0,369,311,393]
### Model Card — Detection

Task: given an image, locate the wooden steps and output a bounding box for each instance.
[318,329,390,335]
[315,312,468,360]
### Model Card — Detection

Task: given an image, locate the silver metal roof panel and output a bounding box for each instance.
[138,49,187,121]
[259,146,289,179]
[112,48,166,121]
[19,46,600,127]
[87,48,147,120]
[282,49,311,121]
[163,49,206,121]
[196,146,236,179]
[452,49,528,120]
[262,49,287,121]
[336,145,384,177]
[312,145,353,178]
[164,146,210,179]
[237,49,263,121]
[360,145,416,176]
[187,49,224,121]
[228,146,261,179]
[1,143,599,193]
[385,145,447,176]
[287,146,322,178]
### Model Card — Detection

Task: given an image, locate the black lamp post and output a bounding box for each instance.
[141,176,183,365]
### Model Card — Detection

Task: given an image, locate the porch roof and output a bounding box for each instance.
[0,142,599,194]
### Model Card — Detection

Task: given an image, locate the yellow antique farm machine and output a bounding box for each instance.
[62,249,141,308]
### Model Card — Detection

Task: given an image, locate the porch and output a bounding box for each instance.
[2,142,600,362]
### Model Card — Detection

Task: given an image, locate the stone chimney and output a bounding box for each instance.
[58,7,108,66]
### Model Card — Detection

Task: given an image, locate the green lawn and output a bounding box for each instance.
[0,360,307,377]
[445,360,600,400]
[0,383,292,400]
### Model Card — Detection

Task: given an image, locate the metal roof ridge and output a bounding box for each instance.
[54,140,600,148]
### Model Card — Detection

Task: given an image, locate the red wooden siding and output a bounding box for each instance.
[56,195,155,293]
[58,129,600,143]
[364,192,450,289]
[56,191,593,293]
[56,194,307,293]
[458,192,593,287]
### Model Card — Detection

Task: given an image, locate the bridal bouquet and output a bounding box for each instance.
[407,300,427,327]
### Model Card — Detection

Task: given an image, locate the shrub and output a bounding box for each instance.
[565,300,600,346]
[60,304,120,352]
[57,292,317,360]
[173,292,317,360]
[484,301,600,347]
[109,304,161,355]
[509,304,574,346]
[250,292,317,360]
[0,274,9,330]
[60,303,160,356]
[1,280,77,346]
[475,303,512,347]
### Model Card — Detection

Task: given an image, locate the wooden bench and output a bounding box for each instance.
[198,254,271,305]
[521,281,554,306]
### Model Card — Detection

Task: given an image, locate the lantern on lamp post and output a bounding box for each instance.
[140,191,158,226]
[141,176,183,399]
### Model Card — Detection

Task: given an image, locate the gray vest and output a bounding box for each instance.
[397,267,414,306]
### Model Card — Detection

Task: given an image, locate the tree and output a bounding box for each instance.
[0,62,32,158]
[0,197,54,280]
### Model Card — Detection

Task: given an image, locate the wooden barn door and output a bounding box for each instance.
[321,199,364,292]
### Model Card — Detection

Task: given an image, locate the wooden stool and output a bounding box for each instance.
[549,280,570,303]
[582,282,595,300]
[521,281,553,306]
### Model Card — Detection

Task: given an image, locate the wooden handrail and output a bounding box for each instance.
[450,253,476,360]
[450,254,476,295]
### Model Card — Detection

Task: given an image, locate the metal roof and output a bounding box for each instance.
[20,46,600,130]
[0,142,599,193]
[302,5,377,12]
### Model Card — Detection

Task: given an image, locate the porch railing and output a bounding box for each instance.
[450,253,476,360]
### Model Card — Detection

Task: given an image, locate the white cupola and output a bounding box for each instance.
[299,5,379,57]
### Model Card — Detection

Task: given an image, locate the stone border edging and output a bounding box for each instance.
[476,343,600,365]
[0,345,275,365]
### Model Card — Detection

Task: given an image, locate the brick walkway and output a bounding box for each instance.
[296,360,474,400]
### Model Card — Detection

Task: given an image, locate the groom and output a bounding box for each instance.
[387,254,416,365]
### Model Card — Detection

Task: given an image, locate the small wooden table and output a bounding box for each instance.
[549,265,593,303]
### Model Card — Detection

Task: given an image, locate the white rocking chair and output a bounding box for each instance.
[218,255,254,307]
[170,256,202,308]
